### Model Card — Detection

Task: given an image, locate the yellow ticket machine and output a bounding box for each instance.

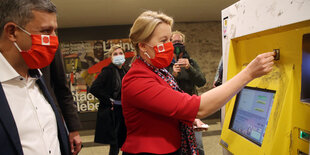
[220,0,310,154]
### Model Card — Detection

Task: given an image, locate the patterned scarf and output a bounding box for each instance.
[138,56,198,155]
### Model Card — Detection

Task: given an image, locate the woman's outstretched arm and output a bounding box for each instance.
[197,52,275,118]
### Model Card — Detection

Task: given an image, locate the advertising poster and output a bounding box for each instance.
[60,39,135,113]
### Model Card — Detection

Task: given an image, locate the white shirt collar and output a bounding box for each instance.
[0,52,42,82]
[0,52,20,82]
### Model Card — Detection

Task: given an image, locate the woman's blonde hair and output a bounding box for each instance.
[106,44,124,58]
[172,30,186,43]
[129,10,174,60]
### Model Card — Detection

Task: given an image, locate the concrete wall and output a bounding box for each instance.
[173,22,222,93]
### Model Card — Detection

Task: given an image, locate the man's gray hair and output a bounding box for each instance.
[0,0,56,34]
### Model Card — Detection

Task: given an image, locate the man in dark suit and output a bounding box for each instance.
[41,48,83,155]
[0,0,70,154]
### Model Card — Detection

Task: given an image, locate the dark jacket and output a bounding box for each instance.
[41,49,81,132]
[89,63,127,147]
[167,58,206,95]
[0,75,70,155]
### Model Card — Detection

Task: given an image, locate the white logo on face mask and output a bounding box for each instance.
[41,35,50,45]
[157,44,165,53]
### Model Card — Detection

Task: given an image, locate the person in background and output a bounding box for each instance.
[167,30,207,155]
[0,0,70,154]
[90,45,127,155]
[169,31,206,97]
[213,58,223,88]
[93,41,104,62]
[41,48,82,155]
[121,10,275,155]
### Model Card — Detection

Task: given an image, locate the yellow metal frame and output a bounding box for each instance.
[220,20,310,155]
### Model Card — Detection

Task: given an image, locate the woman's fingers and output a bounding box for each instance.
[263,61,274,72]
[246,52,275,79]
[263,51,276,57]
[264,61,274,68]
[264,54,275,62]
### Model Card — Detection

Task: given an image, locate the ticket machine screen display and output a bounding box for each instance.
[301,34,310,103]
[229,87,275,146]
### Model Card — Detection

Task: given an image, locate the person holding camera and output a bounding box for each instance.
[167,30,207,155]
[168,31,206,98]
[213,58,223,87]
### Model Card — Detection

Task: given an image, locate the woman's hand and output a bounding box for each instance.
[193,119,208,132]
[244,52,275,79]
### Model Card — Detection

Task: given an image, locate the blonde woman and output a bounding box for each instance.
[90,45,127,155]
[121,11,274,155]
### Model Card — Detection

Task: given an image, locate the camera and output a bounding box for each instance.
[173,43,189,59]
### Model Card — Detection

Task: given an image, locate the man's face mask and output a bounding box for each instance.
[13,25,59,69]
[145,42,174,69]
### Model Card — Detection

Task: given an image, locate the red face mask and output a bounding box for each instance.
[147,42,174,69]
[14,26,59,69]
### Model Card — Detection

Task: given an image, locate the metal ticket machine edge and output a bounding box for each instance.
[220,0,310,154]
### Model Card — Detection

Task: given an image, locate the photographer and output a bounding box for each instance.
[167,30,207,155]
[168,31,206,95]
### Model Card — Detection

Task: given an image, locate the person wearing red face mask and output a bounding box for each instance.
[121,10,275,155]
[0,0,71,154]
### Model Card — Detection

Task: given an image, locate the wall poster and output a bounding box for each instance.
[60,39,135,113]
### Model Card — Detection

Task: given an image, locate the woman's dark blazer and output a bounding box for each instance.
[89,63,126,146]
